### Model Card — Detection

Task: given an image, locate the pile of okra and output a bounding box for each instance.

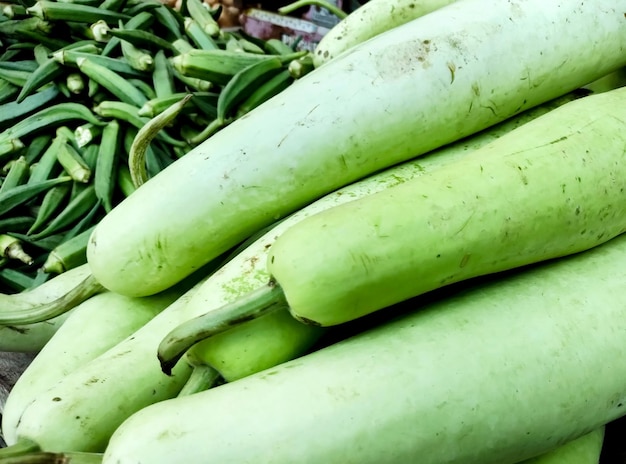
[0,0,311,293]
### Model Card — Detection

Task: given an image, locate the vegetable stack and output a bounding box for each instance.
[1,0,626,462]
[0,0,307,293]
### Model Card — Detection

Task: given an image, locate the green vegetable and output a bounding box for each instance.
[0,93,579,455]
[265,86,626,326]
[519,427,605,464]
[1,285,192,447]
[0,255,226,453]
[0,270,104,325]
[313,0,456,67]
[102,232,626,464]
[86,0,626,297]
[158,86,626,368]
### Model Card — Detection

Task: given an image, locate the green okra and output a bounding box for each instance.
[0,156,30,196]
[0,102,103,147]
[0,60,39,73]
[52,50,145,78]
[109,28,179,54]
[116,163,136,197]
[236,68,293,117]
[0,86,61,128]
[66,72,86,94]
[76,56,149,107]
[28,184,98,240]
[93,100,187,147]
[99,0,127,12]
[56,139,91,183]
[23,134,52,164]
[101,10,154,56]
[0,138,25,159]
[138,91,204,117]
[128,94,191,187]
[16,58,64,102]
[152,49,176,100]
[74,123,103,148]
[41,225,95,274]
[120,37,155,73]
[185,0,220,37]
[0,176,72,217]
[28,134,66,185]
[28,178,72,235]
[27,0,131,25]
[128,78,157,100]
[80,143,99,172]
[183,17,218,50]
[0,66,30,86]
[0,216,36,235]
[0,80,19,104]
[0,267,36,293]
[0,233,34,265]
[152,3,184,40]
[95,119,120,212]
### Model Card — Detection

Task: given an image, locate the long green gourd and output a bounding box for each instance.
[0,91,582,455]
[176,91,585,382]
[101,233,626,464]
[266,86,626,326]
[157,85,626,370]
[86,0,626,297]
[313,0,457,67]
[1,288,187,446]
[519,427,605,464]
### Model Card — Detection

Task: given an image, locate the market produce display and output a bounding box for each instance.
[0,0,625,462]
[0,0,307,291]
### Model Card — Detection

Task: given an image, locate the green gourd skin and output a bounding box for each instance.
[182,92,584,382]
[101,233,626,464]
[519,427,605,464]
[86,0,626,297]
[267,87,626,327]
[1,288,185,446]
[5,94,584,454]
[313,0,457,67]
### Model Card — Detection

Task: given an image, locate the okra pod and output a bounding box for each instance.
[41,225,95,274]
[56,139,91,183]
[0,176,72,217]
[0,156,30,195]
[76,56,149,107]
[28,178,72,235]
[28,184,97,240]
[95,119,120,212]
[0,234,33,265]
[27,0,130,25]
[24,132,52,165]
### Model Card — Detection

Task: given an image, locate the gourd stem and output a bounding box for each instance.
[0,439,40,458]
[177,364,222,397]
[158,282,288,376]
[0,274,105,325]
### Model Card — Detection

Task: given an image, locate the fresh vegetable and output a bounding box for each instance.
[519,427,605,464]
[0,313,70,353]
[1,287,186,446]
[161,90,587,377]
[0,253,229,453]
[87,0,626,298]
[313,0,456,67]
[0,0,305,290]
[102,232,626,464]
[158,85,626,371]
[0,90,590,455]
[0,263,104,326]
[265,85,626,326]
